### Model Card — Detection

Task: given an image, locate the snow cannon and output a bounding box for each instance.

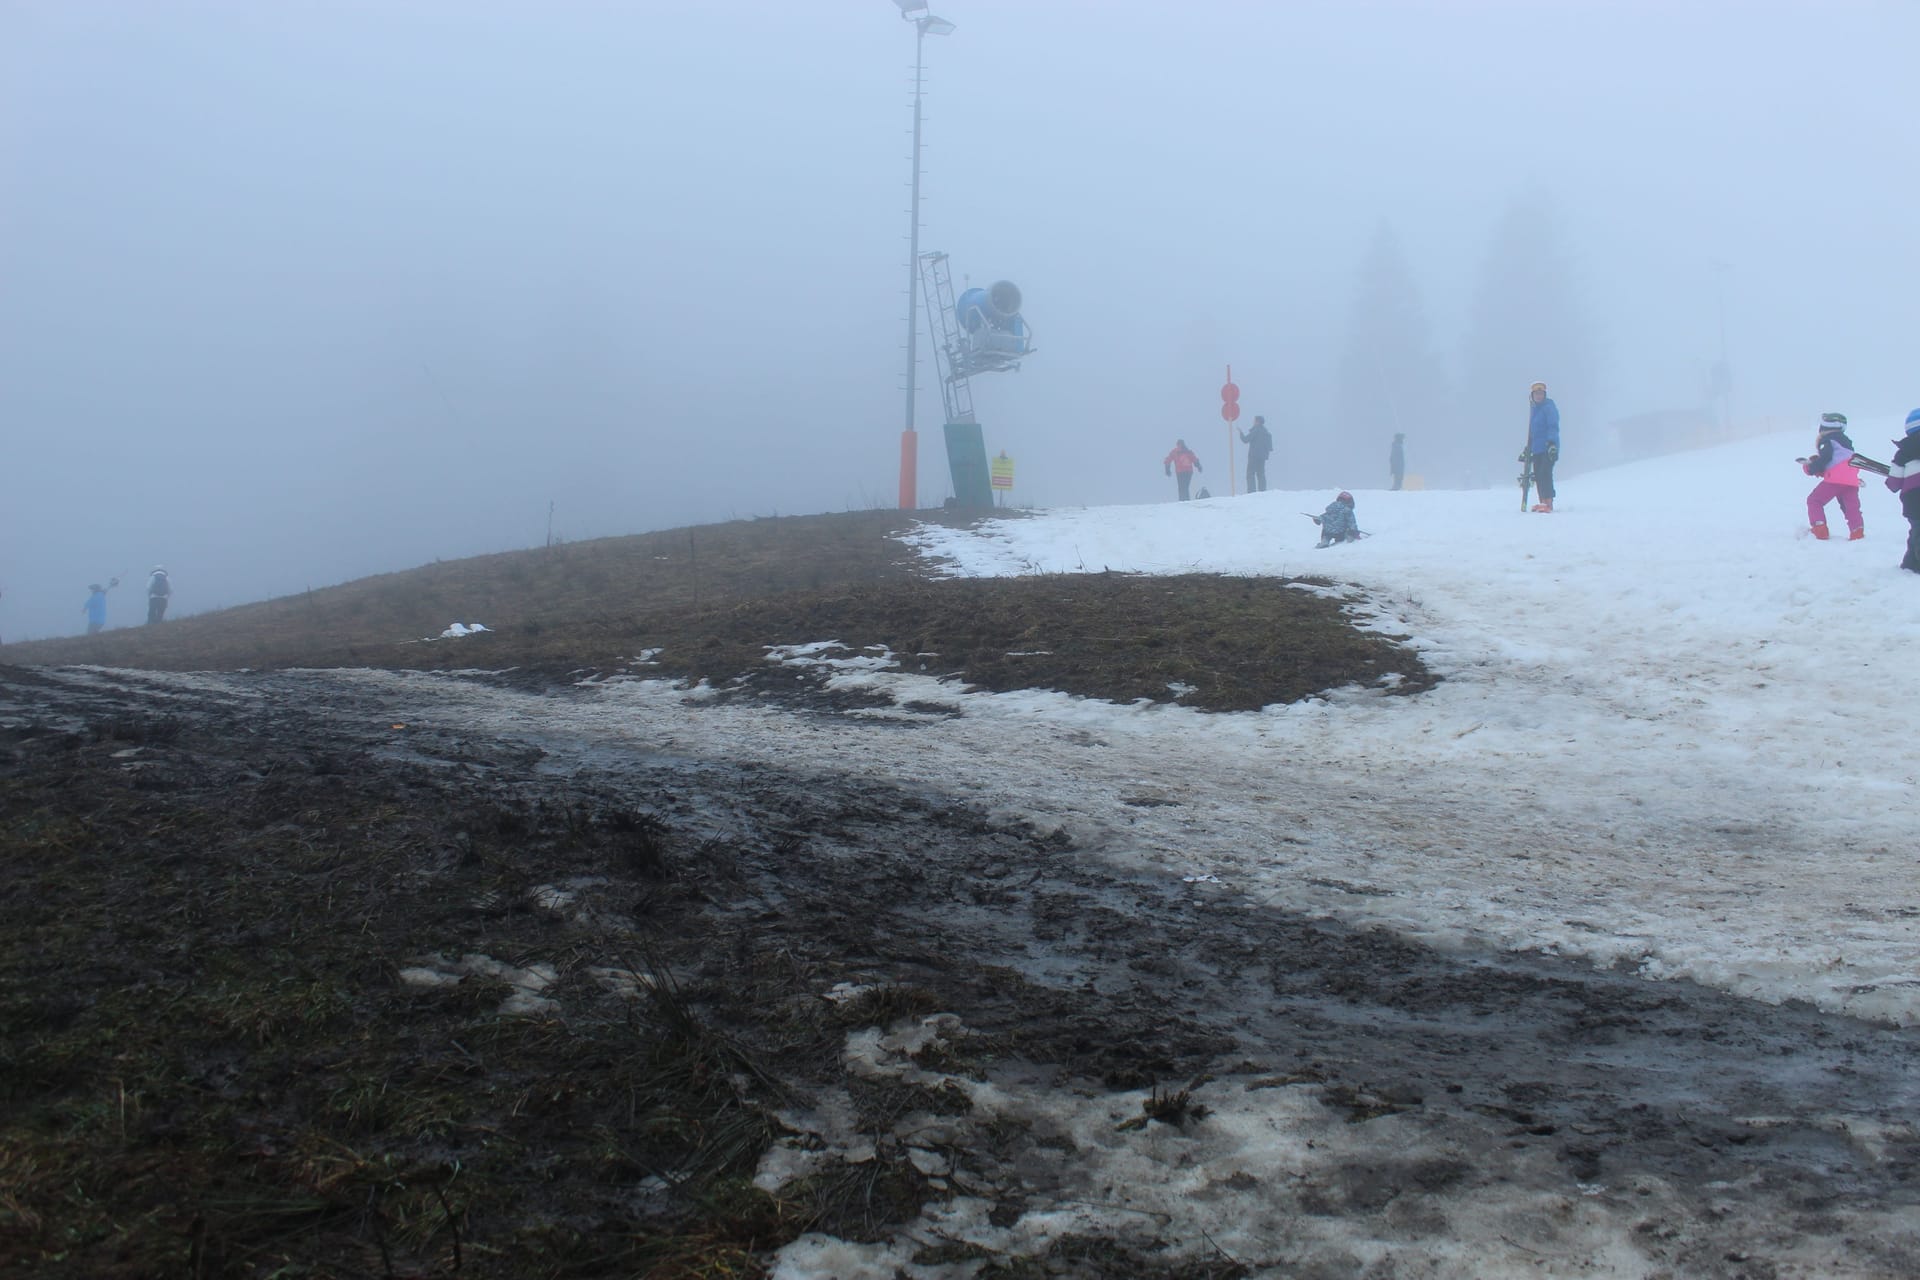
[956,281,1024,334]
[951,280,1033,374]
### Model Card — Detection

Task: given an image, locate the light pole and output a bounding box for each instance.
[1709,259,1732,435]
[895,0,954,510]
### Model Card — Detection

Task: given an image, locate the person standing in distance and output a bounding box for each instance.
[146,566,172,624]
[1163,439,1203,501]
[1238,415,1273,493]
[1389,432,1406,491]
[83,583,109,635]
[1526,382,1561,512]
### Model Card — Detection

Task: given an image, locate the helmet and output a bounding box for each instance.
[1337,491,1353,504]
[1819,412,1847,429]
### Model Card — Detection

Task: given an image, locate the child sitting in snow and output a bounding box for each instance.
[1312,491,1361,547]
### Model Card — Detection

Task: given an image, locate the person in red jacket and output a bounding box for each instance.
[1163,439,1203,501]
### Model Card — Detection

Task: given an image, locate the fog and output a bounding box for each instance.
[4,0,1916,641]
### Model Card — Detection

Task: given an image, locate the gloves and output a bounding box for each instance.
[1165,465,1172,477]
[1518,450,1531,464]
[1549,443,1559,462]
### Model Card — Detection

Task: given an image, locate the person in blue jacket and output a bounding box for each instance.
[83,584,108,635]
[1525,381,1561,512]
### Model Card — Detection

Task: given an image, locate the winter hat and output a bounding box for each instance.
[1336,491,1354,504]
[88,584,103,593]
[1529,381,1547,393]
[1905,408,1920,434]
[1819,412,1848,430]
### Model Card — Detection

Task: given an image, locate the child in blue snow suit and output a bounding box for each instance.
[83,585,108,635]
[1313,492,1361,547]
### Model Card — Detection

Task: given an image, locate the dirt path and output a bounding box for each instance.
[5,663,1917,1278]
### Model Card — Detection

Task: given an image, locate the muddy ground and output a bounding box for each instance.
[3,658,1916,1280]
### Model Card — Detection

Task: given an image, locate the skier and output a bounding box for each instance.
[1390,432,1406,491]
[1525,381,1560,512]
[1311,492,1361,547]
[1238,415,1273,493]
[1163,439,1203,501]
[146,566,172,624]
[83,584,108,635]
[1799,413,1865,541]
[1884,408,1920,571]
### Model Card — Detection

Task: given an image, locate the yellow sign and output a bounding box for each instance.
[990,452,1015,489]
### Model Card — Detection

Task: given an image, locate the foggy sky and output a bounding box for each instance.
[4,0,1917,641]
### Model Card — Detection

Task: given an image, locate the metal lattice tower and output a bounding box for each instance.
[917,251,976,425]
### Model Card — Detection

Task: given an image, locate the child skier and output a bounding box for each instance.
[1799,412,1865,540]
[82,584,108,635]
[1311,491,1361,547]
[1886,408,1920,572]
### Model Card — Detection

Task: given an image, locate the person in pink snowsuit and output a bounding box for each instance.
[1800,412,1865,541]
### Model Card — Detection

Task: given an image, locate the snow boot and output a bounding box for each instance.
[1530,500,1554,513]
[1811,522,1830,540]
[1849,527,1865,541]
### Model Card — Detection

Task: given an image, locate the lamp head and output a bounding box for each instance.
[893,0,929,16]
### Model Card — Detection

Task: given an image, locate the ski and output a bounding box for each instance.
[1797,451,1890,477]
[1518,448,1534,513]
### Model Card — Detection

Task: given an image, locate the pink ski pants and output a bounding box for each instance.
[1807,481,1862,532]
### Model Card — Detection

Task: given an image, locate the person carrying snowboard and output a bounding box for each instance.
[1164,439,1202,501]
[1238,415,1273,493]
[1525,381,1560,512]
[1311,491,1361,547]
[1799,412,1865,541]
[1884,408,1920,570]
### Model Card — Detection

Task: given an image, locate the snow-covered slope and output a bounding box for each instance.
[899,430,1920,1024]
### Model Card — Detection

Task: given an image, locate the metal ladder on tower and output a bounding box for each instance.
[917,251,976,425]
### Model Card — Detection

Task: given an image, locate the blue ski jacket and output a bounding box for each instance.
[1528,398,1561,454]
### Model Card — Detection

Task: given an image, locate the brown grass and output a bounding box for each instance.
[2,510,1433,711]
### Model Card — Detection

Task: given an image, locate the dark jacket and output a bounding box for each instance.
[1390,438,1405,473]
[1888,431,1920,517]
[1238,423,1273,462]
